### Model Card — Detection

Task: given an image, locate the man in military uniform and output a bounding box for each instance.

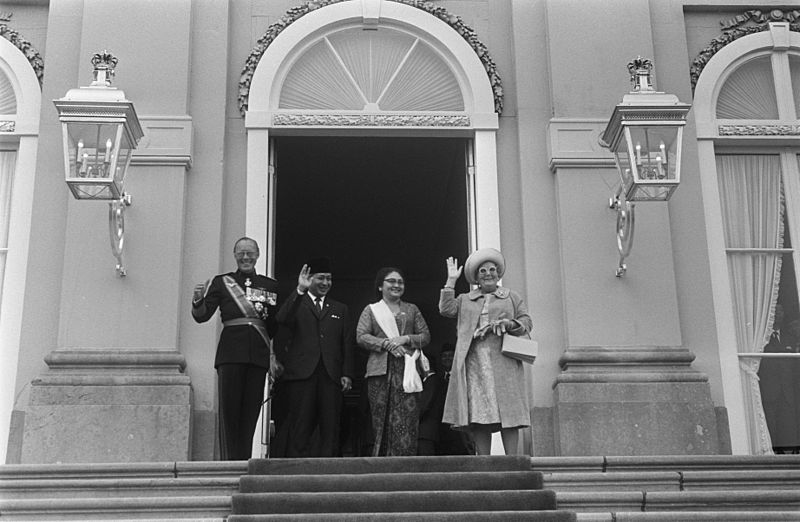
[192,237,281,460]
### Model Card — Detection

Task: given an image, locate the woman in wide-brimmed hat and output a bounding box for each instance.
[439,248,532,455]
[357,266,431,456]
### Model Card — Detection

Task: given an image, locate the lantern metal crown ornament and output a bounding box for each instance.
[599,57,691,277]
[53,51,144,276]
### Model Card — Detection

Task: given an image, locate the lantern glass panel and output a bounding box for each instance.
[626,125,679,183]
[614,147,634,197]
[67,183,116,200]
[64,122,124,200]
[115,145,133,182]
[627,184,678,202]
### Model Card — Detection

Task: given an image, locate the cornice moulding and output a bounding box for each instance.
[130,115,193,169]
[548,118,616,172]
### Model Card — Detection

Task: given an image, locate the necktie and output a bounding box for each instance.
[316,298,323,312]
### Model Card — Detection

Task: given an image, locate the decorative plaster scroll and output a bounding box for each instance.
[272,113,470,127]
[239,0,503,116]
[718,124,800,136]
[0,18,44,88]
[690,9,800,91]
[0,120,15,132]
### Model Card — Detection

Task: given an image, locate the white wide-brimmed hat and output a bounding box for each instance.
[464,247,505,284]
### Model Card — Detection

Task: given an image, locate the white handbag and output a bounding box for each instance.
[402,350,423,392]
[501,334,538,364]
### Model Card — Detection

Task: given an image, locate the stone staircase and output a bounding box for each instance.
[229,455,574,521]
[1,455,799,520]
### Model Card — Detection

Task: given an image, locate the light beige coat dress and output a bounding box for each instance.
[439,287,532,429]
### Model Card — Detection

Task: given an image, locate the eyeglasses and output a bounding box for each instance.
[234,251,258,259]
[384,278,405,285]
[478,267,498,275]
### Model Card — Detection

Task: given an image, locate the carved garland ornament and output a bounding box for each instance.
[272,113,470,127]
[718,124,800,136]
[0,14,44,88]
[238,0,503,117]
[689,9,800,91]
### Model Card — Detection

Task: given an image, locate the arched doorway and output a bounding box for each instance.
[242,0,502,456]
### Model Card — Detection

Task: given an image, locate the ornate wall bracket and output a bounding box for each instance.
[609,189,635,278]
[109,194,131,277]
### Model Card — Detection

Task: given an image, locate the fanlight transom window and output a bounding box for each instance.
[0,68,17,115]
[715,51,800,120]
[716,56,777,119]
[279,27,464,112]
[790,54,800,117]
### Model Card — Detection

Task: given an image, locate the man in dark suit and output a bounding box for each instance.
[191,237,281,460]
[274,257,354,457]
[760,304,800,453]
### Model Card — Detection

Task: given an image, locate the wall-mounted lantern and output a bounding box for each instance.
[599,56,691,277]
[53,51,144,276]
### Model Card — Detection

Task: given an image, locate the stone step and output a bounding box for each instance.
[532,455,800,472]
[577,512,800,521]
[240,470,544,492]
[247,455,531,475]
[544,471,681,491]
[602,454,800,472]
[543,469,800,491]
[231,489,559,514]
[645,489,800,511]
[0,496,231,521]
[557,489,800,512]
[0,476,240,499]
[682,469,800,490]
[228,512,577,521]
[0,461,247,480]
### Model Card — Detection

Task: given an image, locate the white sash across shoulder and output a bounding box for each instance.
[369,300,400,338]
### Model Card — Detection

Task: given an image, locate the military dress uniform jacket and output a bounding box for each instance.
[275,290,355,383]
[192,270,279,368]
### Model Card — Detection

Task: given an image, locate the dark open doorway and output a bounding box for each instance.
[271,136,470,455]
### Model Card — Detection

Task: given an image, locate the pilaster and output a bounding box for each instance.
[547,117,722,455]
[18,0,194,463]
